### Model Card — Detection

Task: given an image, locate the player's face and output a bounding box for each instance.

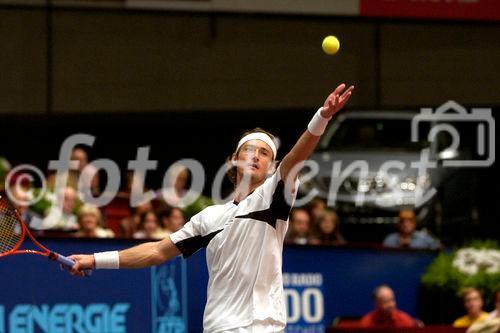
[235,140,274,183]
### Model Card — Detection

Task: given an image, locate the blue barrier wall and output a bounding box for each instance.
[0,238,436,333]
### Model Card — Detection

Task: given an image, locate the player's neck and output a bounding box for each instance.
[233,177,264,203]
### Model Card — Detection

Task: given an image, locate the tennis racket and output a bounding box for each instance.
[0,194,92,276]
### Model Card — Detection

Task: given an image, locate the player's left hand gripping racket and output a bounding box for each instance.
[0,194,92,276]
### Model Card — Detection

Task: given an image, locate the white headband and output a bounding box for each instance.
[236,132,277,159]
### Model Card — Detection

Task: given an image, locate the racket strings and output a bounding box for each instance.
[0,200,23,254]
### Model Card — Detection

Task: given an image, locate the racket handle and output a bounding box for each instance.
[56,254,93,276]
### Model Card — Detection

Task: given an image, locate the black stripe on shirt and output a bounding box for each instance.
[174,229,224,259]
[234,179,293,229]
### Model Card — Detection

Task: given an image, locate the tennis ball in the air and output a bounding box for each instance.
[322,35,340,55]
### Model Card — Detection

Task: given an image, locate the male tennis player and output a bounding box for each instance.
[68,83,354,332]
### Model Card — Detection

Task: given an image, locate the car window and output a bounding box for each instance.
[321,118,430,151]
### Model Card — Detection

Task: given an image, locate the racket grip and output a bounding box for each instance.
[56,254,93,276]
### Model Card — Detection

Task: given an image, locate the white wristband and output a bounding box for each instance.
[307,107,332,136]
[94,251,120,269]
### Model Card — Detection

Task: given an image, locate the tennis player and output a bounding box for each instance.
[68,83,354,332]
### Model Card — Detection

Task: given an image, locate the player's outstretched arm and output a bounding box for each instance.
[68,236,180,277]
[279,83,354,182]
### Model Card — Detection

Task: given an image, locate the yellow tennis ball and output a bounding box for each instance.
[322,35,340,55]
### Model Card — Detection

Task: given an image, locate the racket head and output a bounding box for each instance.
[0,195,26,256]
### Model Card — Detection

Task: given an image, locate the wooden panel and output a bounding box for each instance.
[380,22,500,107]
[52,11,375,112]
[0,8,46,114]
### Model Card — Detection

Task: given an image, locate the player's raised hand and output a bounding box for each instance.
[63,254,95,277]
[320,83,354,118]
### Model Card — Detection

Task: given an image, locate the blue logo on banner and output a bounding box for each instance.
[284,273,325,333]
[0,303,129,333]
[151,257,188,333]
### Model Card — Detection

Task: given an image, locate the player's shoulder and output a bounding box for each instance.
[257,167,282,192]
[194,201,234,219]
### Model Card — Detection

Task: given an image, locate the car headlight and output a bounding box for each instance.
[399,174,431,191]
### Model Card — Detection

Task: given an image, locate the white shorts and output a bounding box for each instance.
[220,319,285,333]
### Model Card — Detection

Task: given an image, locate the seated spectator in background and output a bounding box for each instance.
[383,209,441,249]
[453,287,489,328]
[488,290,500,320]
[159,164,192,209]
[70,147,100,196]
[307,198,327,224]
[33,187,79,231]
[310,209,346,246]
[10,186,43,228]
[466,291,500,333]
[360,284,416,328]
[133,211,166,240]
[75,205,114,238]
[285,208,312,245]
[157,164,213,219]
[159,207,185,235]
[120,201,153,238]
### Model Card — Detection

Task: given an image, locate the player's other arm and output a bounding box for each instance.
[279,83,354,182]
[68,236,180,277]
[119,236,180,268]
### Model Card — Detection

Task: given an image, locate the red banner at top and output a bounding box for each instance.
[360,0,500,21]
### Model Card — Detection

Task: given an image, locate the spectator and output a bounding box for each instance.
[159,207,185,235]
[157,164,213,218]
[453,288,489,328]
[34,187,79,231]
[120,201,153,238]
[360,284,416,328]
[285,208,312,245]
[71,147,100,195]
[465,291,500,333]
[307,198,327,223]
[383,209,441,249]
[488,290,500,320]
[133,211,166,240]
[310,209,346,246]
[75,204,114,238]
[159,164,192,208]
[9,185,42,228]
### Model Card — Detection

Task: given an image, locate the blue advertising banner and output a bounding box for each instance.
[0,238,436,333]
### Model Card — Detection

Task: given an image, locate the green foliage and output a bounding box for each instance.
[182,195,214,220]
[0,156,11,190]
[421,240,500,305]
[29,188,83,217]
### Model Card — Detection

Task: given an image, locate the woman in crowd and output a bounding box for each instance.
[133,211,166,240]
[453,287,489,328]
[76,204,115,238]
[310,209,346,246]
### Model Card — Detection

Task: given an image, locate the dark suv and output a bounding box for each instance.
[301,110,481,243]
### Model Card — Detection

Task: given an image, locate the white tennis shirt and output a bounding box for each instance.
[170,166,299,332]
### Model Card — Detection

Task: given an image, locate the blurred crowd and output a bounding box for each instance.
[1,150,442,249]
[285,198,441,249]
[0,149,200,240]
[342,285,500,332]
